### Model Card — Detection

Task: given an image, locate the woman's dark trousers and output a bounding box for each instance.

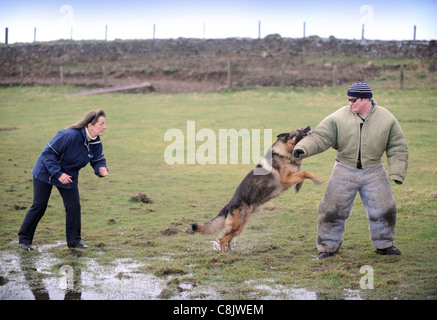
[18,177,82,247]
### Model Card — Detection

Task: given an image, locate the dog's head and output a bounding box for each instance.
[276,126,311,152]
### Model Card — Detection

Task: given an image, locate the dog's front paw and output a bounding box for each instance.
[295,182,303,193]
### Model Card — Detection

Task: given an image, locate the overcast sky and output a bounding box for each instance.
[1,0,436,43]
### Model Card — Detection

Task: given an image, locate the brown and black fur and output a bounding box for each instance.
[192,126,322,253]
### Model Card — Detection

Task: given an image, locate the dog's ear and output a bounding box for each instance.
[276,133,290,142]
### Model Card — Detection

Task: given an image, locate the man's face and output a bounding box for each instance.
[348,97,369,115]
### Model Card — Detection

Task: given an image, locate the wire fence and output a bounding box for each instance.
[2,21,436,45]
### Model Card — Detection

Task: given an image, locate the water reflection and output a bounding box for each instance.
[19,253,50,300]
[19,251,82,300]
[0,246,166,300]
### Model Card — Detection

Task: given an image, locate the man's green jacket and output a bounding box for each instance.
[294,103,409,183]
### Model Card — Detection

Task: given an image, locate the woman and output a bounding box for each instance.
[18,110,108,251]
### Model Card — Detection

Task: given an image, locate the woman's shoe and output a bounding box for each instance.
[68,241,89,249]
[18,243,34,251]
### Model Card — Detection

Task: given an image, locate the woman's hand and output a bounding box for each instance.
[58,173,73,184]
[99,167,108,177]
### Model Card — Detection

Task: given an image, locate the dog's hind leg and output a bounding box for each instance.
[220,209,238,253]
[219,206,251,253]
[226,239,232,252]
[219,234,232,253]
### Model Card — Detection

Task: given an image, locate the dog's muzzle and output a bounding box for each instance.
[302,126,312,137]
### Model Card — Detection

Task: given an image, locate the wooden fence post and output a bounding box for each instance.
[60,66,64,85]
[332,64,337,87]
[102,66,108,87]
[227,61,232,90]
[20,66,23,86]
[400,65,404,90]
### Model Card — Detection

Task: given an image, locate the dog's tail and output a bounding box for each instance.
[192,206,228,235]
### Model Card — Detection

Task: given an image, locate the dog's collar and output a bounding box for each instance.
[272,151,294,161]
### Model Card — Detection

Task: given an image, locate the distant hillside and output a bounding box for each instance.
[1,37,436,93]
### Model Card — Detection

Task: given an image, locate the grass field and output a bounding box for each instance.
[0,85,436,300]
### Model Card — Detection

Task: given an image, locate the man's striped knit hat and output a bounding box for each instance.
[347,82,373,98]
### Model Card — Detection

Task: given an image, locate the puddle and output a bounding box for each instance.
[0,242,222,300]
[251,283,317,300]
[0,242,363,300]
[0,242,166,300]
[247,280,362,300]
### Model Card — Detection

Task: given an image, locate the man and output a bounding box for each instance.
[294,82,408,259]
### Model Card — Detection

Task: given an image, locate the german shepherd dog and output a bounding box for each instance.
[192,126,322,253]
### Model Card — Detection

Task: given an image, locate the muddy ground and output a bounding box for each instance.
[0,241,363,300]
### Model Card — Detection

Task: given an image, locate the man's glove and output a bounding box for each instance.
[294,149,304,159]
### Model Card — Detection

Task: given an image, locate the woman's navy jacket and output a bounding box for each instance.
[32,128,107,189]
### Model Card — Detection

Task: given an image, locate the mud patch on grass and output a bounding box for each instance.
[0,276,9,286]
[161,222,185,236]
[12,204,27,210]
[130,193,153,204]
[156,267,186,277]
[161,226,179,236]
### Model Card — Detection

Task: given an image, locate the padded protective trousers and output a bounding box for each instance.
[18,177,82,247]
[317,162,397,253]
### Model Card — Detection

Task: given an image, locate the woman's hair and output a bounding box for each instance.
[67,109,106,129]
